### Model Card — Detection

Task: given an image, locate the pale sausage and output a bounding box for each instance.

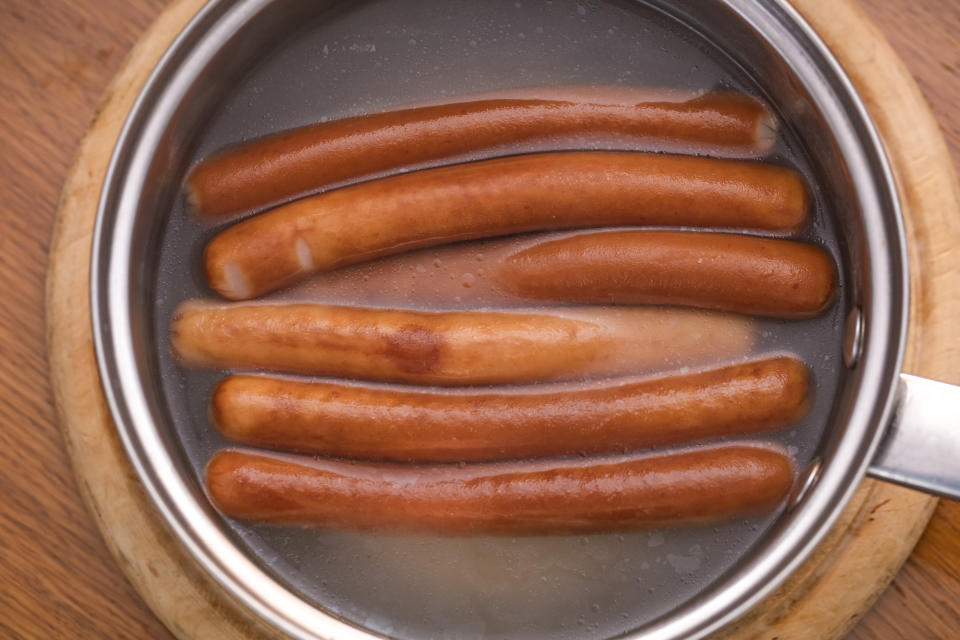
[171,303,755,385]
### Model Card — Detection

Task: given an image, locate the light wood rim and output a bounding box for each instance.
[46,0,960,637]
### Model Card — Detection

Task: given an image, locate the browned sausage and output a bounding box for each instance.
[204,151,809,300]
[205,444,796,534]
[187,91,777,219]
[171,303,755,385]
[212,357,809,462]
[496,230,836,317]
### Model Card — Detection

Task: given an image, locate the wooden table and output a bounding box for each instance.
[2,1,958,638]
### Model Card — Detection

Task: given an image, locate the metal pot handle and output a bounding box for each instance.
[867,374,960,499]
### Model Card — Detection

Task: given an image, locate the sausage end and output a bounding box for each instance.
[204,238,253,300]
[753,107,779,154]
[205,450,246,516]
[774,356,813,425]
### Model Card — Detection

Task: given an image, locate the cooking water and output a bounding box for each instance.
[153,0,845,637]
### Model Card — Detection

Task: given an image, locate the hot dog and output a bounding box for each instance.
[171,303,755,385]
[212,357,808,461]
[187,91,777,219]
[280,230,834,314]
[205,444,795,534]
[204,151,809,300]
[497,230,836,317]
[275,232,541,308]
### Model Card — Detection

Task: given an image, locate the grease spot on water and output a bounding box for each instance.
[666,545,704,575]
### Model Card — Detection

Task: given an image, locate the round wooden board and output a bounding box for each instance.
[45,0,960,638]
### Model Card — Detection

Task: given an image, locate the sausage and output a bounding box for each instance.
[212,357,809,462]
[274,232,549,308]
[280,230,833,314]
[204,443,796,534]
[186,91,777,219]
[496,230,836,317]
[171,303,755,385]
[213,357,808,461]
[204,151,809,300]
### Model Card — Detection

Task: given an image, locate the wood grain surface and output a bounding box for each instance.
[2,1,959,639]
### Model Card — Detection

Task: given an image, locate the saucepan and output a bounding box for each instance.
[91,0,960,638]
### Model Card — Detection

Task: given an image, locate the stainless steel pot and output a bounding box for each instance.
[91,1,960,639]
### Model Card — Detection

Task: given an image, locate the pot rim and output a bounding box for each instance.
[90,1,909,639]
